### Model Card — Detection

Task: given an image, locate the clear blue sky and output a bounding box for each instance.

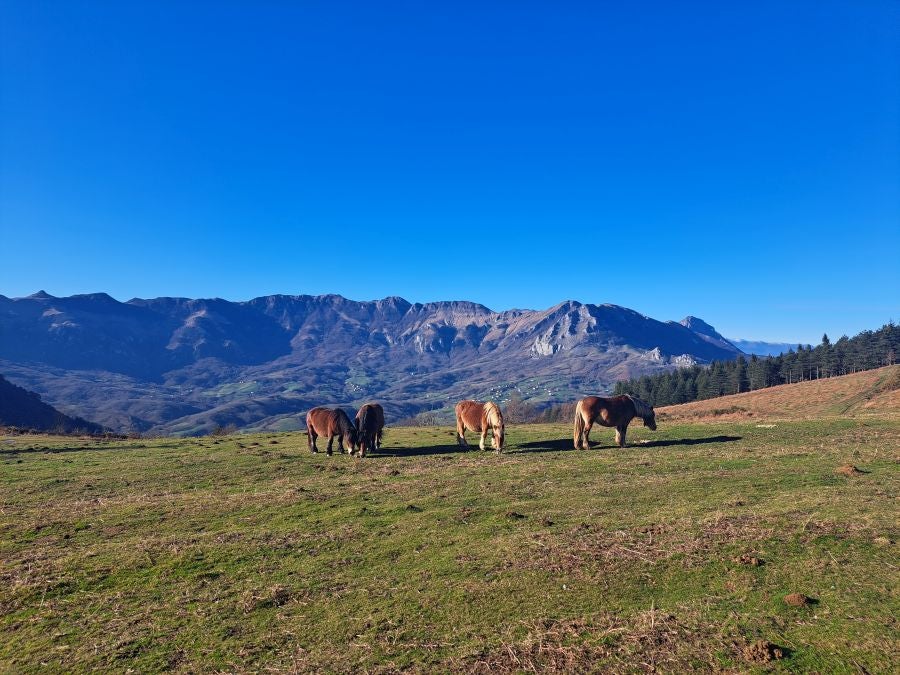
[1,2,898,344]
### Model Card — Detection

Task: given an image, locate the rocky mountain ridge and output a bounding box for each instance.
[0,292,744,434]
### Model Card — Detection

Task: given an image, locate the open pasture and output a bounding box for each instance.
[1,413,898,672]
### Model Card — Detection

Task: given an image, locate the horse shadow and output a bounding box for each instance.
[372,444,473,458]
[0,444,147,456]
[513,438,577,453]
[512,435,742,453]
[639,435,742,448]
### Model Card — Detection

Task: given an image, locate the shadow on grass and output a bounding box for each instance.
[640,435,742,447]
[372,444,473,458]
[512,438,578,453]
[0,441,179,456]
[512,435,742,453]
[0,444,143,456]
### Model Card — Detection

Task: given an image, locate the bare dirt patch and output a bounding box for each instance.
[783,592,813,607]
[733,553,764,567]
[742,639,785,663]
[836,464,864,477]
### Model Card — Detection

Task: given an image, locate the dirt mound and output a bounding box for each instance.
[783,592,812,607]
[836,465,863,477]
[733,553,764,566]
[742,639,785,663]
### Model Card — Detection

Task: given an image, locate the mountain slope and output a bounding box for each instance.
[658,365,900,422]
[0,292,744,434]
[0,374,105,433]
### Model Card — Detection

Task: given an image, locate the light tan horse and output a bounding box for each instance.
[573,394,656,449]
[455,400,505,453]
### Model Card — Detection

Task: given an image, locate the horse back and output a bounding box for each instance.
[455,400,485,431]
[306,407,331,435]
[307,407,351,436]
[579,395,635,427]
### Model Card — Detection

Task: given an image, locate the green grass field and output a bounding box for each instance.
[1,418,898,672]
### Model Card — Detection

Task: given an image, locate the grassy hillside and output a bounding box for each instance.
[1,397,897,671]
[658,364,900,423]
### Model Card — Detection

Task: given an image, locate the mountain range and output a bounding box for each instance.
[1,291,765,435]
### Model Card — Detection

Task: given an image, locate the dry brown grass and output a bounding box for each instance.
[658,365,900,423]
[454,612,781,673]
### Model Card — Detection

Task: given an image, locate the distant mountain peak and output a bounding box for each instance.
[680,316,725,340]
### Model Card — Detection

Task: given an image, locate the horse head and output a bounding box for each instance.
[493,420,505,451]
[485,402,505,451]
[628,395,657,430]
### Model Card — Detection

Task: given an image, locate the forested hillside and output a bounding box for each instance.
[0,374,104,433]
[613,322,899,406]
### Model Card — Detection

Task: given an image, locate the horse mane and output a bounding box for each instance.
[626,395,654,419]
[359,405,374,431]
[337,408,356,436]
[483,401,502,424]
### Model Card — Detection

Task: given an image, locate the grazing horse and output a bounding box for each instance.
[573,395,656,450]
[306,407,357,456]
[455,400,506,453]
[354,402,385,457]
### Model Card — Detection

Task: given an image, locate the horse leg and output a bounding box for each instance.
[326,435,334,456]
[456,418,468,448]
[308,430,318,453]
[584,421,593,449]
[479,427,487,451]
[375,429,383,449]
[615,424,627,448]
[337,434,346,455]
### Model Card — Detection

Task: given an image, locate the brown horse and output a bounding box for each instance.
[354,402,385,457]
[455,400,505,453]
[573,394,656,449]
[306,407,357,455]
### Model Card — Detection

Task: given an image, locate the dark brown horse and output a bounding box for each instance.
[354,402,385,457]
[573,395,656,449]
[455,400,505,453]
[306,407,357,455]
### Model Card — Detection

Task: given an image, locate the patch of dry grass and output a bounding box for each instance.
[659,365,900,423]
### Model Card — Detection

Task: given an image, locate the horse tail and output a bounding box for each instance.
[573,399,585,449]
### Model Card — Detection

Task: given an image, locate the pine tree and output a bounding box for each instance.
[730,356,749,394]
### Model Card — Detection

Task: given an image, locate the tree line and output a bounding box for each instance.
[611,321,899,407]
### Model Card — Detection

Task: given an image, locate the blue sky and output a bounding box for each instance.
[1,1,898,344]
